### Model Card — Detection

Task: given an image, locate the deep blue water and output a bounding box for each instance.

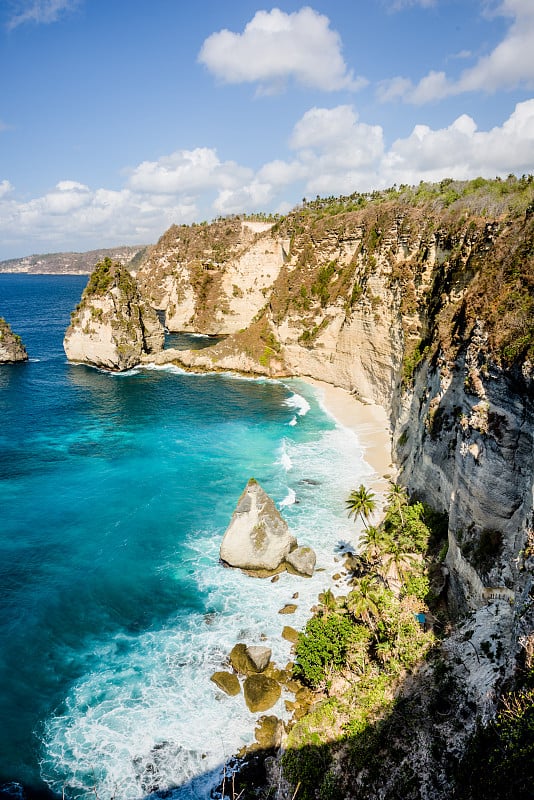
[0,275,371,800]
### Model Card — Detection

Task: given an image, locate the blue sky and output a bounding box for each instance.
[0,0,533,259]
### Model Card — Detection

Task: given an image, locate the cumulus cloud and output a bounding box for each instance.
[129,147,252,194]
[198,7,366,93]
[0,180,13,198]
[6,0,80,30]
[2,100,534,257]
[380,0,534,103]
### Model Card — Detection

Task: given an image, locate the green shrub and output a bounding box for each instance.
[294,613,355,688]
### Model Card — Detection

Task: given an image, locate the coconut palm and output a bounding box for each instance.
[385,481,408,525]
[347,575,381,629]
[346,484,376,530]
[381,544,418,589]
[359,524,390,561]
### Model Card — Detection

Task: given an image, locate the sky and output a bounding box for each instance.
[0,0,533,259]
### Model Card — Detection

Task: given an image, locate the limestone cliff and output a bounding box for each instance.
[65,178,534,797]
[0,318,28,362]
[64,257,164,370]
[137,218,286,334]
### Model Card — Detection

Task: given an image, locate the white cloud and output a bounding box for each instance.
[380,0,534,103]
[198,7,366,93]
[128,147,252,194]
[1,100,534,258]
[0,180,13,198]
[6,0,79,30]
[382,99,534,183]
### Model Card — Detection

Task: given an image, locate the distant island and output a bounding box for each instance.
[0,244,151,275]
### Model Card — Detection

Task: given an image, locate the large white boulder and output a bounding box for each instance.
[220,479,297,572]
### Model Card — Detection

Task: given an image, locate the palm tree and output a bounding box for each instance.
[386,482,408,525]
[359,524,390,561]
[381,544,418,589]
[347,575,381,629]
[346,484,376,530]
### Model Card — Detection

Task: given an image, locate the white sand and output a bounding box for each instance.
[303,377,395,495]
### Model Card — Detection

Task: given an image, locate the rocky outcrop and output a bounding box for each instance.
[64,257,164,371]
[0,318,28,362]
[220,479,297,573]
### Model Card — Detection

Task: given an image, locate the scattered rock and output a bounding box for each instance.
[229,643,271,674]
[243,674,281,712]
[292,592,299,599]
[278,604,298,614]
[254,715,284,749]
[271,575,280,583]
[286,546,316,577]
[210,671,241,696]
[246,645,272,673]
[220,479,297,572]
[282,626,299,644]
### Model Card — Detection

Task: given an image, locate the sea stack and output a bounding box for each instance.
[64,257,164,371]
[0,318,28,363]
[220,479,297,573]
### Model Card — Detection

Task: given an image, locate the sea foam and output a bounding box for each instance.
[38,381,373,800]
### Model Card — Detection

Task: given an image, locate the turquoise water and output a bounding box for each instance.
[0,275,372,800]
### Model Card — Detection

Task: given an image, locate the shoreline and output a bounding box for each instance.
[301,377,394,496]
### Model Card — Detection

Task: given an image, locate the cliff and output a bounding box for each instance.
[63,257,164,370]
[0,318,28,362]
[65,177,534,797]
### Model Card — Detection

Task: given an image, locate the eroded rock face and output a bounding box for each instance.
[0,318,28,363]
[64,258,164,371]
[220,479,297,572]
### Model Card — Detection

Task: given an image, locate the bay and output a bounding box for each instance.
[0,274,371,799]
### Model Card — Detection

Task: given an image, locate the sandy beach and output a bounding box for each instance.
[303,377,394,496]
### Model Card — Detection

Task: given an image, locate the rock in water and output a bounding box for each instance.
[210,671,241,696]
[220,479,297,572]
[243,674,281,713]
[229,643,272,675]
[63,257,164,371]
[0,318,28,363]
[285,545,316,577]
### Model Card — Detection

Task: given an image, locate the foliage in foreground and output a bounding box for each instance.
[283,487,449,799]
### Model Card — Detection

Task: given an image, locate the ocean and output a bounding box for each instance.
[0,274,373,800]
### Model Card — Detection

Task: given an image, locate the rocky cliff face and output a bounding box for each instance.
[64,258,164,370]
[0,318,28,362]
[137,218,286,334]
[66,179,534,796]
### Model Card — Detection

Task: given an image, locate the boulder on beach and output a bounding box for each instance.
[243,674,281,713]
[285,545,316,577]
[220,479,297,572]
[210,671,241,696]
[229,643,272,675]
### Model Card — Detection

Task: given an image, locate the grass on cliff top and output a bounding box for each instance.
[85,257,137,298]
